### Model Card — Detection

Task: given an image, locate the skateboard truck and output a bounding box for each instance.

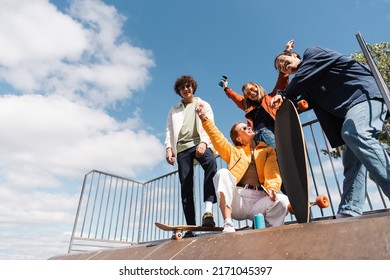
[288,195,330,215]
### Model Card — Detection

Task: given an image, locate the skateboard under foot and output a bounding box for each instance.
[155,222,249,240]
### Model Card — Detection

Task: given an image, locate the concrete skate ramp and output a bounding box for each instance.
[50,212,390,260]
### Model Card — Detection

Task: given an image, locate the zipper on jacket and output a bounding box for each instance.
[229,157,241,171]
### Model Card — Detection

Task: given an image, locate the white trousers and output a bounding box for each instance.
[213,168,289,227]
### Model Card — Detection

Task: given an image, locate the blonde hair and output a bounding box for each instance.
[241,82,266,108]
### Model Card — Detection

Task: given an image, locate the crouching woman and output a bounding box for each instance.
[196,104,289,232]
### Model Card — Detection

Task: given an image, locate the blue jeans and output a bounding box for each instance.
[339,99,390,216]
[254,127,276,148]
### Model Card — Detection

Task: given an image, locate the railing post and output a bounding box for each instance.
[68,170,93,253]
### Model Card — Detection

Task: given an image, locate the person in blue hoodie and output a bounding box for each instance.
[271,45,390,218]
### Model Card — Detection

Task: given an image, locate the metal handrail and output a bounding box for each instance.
[68,118,388,254]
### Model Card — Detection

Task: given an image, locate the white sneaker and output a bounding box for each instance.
[222,222,236,233]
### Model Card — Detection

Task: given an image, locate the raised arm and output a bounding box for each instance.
[268,39,294,97]
[196,103,237,163]
[268,72,289,97]
[220,79,246,111]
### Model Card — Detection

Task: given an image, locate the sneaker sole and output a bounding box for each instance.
[201,220,215,227]
[202,223,215,227]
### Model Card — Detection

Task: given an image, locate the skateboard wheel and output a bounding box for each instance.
[175,232,183,240]
[316,195,330,208]
[297,99,308,111]
[288,204,294,214]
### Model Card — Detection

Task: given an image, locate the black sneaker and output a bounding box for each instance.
[183,231,196,238]
[202,212,215,227]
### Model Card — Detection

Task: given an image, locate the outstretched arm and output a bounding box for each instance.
[219,79,246,111]
[196,103,212,122]
[196,103,237,163]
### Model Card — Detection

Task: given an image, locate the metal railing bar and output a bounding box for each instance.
[68,116,390,253]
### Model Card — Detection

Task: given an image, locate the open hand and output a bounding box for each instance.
[268,190,277,202]
[196,103,205,117]
[196,142,207,158]
[285,39,294,51]
[270,95,284,109]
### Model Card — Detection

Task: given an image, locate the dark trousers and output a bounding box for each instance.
[177,146,217,225]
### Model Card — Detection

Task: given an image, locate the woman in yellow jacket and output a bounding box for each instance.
[196,104,289,232]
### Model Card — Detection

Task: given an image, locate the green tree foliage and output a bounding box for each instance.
[322,42,390,158]
[351,42,390,85]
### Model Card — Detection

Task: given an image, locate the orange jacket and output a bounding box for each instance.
[224,72,289,127]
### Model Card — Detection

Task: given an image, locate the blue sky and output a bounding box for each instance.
[0,0,389,260]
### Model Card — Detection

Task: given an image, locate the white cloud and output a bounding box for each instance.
[0,0,162,259]
[0,94,164,183]
[0,0,155,107]
[0,0,86,66]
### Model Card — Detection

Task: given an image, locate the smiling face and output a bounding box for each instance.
[178,83,194,102]
[242,83,266,101]
[174,75,198,103]
[275,54,301,74]
[230,122,255,146]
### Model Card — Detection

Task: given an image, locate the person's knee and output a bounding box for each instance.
[277,194,290,209]
[341,128,353,144]
[341,118,376,145]
[215,167,228,180]
[216,168,229,176]
[202,150,217,163]
[214,168,229,182]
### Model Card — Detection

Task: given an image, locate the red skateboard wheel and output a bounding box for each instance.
[316,195,330,208]
[297,99,308,111]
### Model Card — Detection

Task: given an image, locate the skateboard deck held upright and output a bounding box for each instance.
[275,99,310,223]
